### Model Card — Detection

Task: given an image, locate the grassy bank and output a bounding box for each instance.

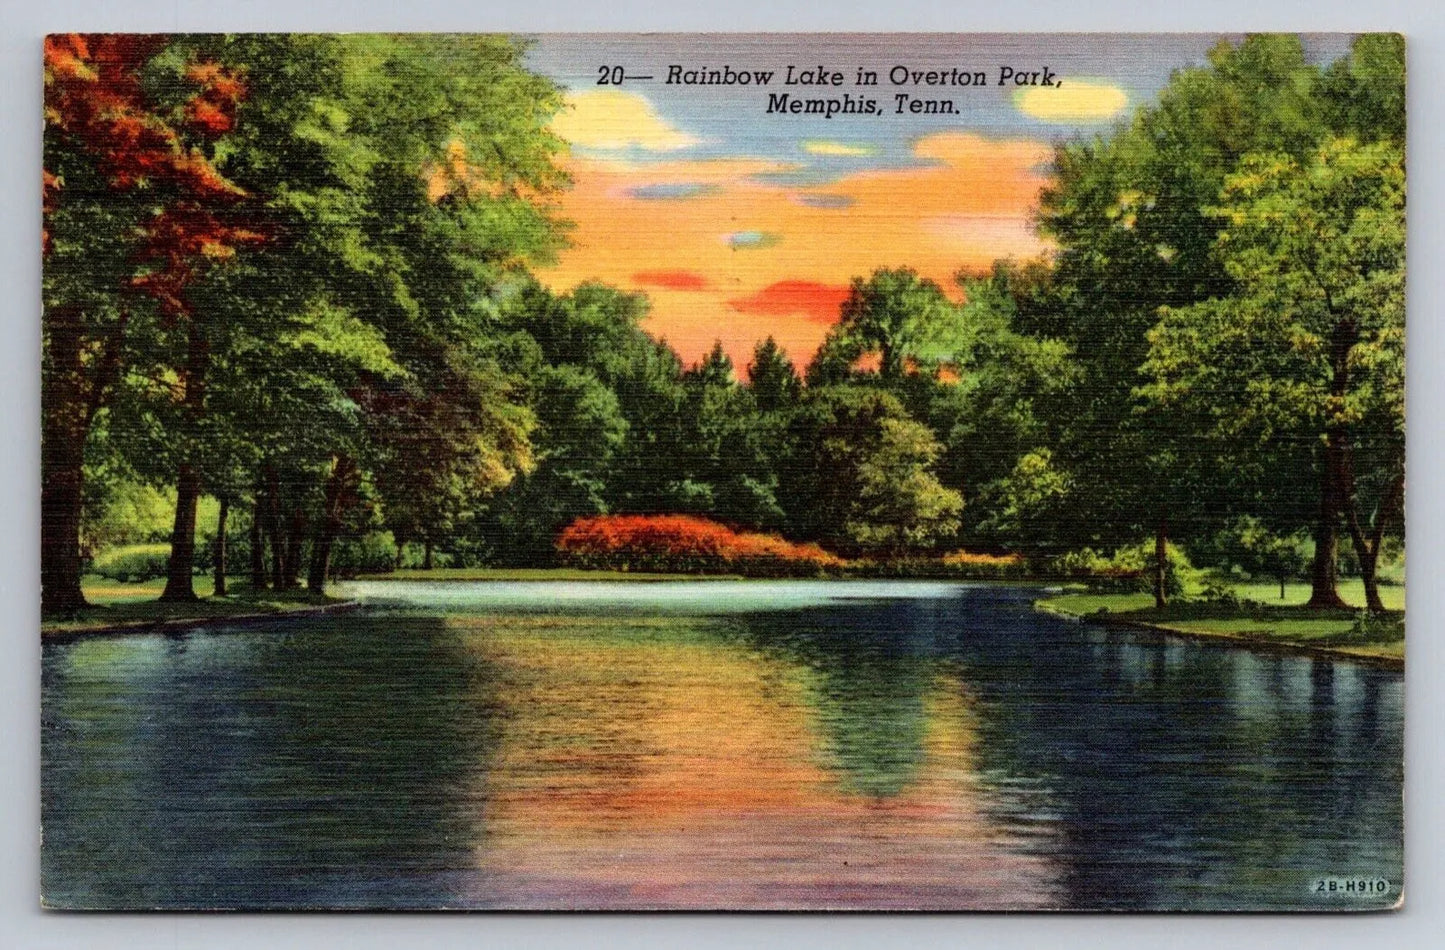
[43,574,346,638]
[1036,580,1404,667]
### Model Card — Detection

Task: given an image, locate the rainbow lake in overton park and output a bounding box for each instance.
[41,580,1402,910]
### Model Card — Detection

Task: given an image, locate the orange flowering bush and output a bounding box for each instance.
[556,514,845,576]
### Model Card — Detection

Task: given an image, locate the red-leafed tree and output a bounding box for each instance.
[42,34,261,613]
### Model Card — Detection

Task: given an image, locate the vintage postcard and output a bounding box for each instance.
[40,33,1404,911]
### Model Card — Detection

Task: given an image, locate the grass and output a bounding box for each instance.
[42,573,344,636]
[1037,579,1404,665]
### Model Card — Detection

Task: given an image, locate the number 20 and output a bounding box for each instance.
[597,65,625,85]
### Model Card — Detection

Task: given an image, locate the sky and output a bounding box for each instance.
[523,34,1357,372]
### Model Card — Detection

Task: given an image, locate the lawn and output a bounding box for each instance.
[1037,579,1404,665]
[42,574,343,636]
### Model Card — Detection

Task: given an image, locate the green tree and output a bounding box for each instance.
[483,365,628,565]
[746,337,802,413]
[807,267,959,385]
[930,262,1078,552]
[849,416,964,555]
[1141,137,1404,610]
[976,448,1072,558]
[145,35,570,595]
[782,387,961,556]
[1029,34,1402,608]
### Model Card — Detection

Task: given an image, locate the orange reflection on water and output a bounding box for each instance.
[452,615,1061,909]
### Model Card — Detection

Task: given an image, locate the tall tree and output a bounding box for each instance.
[1030,34,1400,606]
[746,337,802,413]
[1141,138,1404,610]
[42,34,259,612]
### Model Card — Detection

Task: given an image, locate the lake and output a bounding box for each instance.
[41,581,1403,910]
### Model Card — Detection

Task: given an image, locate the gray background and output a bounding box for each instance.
[3,1,1440,946]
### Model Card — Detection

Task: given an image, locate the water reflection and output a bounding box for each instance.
[42,583,1402,910]
[43,616,501,908]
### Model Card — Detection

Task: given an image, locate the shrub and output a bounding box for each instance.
[849,550,1033,580]
[1349,610,1404,643]
[330,531,403,576]
[90,543,171,583]
[941,550,1028,576]
[1052,540,1196,596]
[556,514,845,577]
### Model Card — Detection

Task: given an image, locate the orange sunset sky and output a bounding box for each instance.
[539,132,1052,370]
[522,34,1357,372]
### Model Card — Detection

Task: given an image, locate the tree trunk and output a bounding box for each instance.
[423,538,434,571]
[1307,321,1352,611]
[1280,572,1287,600]
[160,463,202,602]
[161,320,209,603]
[40,307,89,615]
[1357,546,1384,614]
[1153,516,1168,609]
[282,507,306,590]
[1305,450,1346,609]
[308,455,355,595]
[1343,470,1403,615]
[41,304,129,615]
[266,465,284,590]
[213,495,230,597]
[249,497,266,590]
[880,340,901,383]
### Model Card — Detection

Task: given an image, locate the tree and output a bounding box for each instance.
[1029,34,1402,608]
[1210,517,1310,600]
[42,34,263,612]
[976,449,1072,558]
[1141,137,1404,611]
[493,280,697,523]
[746,337,802,413]
[807,267,958,385]
[781,387,961,556]
[929,262,1078,552]
[849,417,964,555]
[479,365,629,565]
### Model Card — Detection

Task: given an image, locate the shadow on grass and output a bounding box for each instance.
[44,583,341,634]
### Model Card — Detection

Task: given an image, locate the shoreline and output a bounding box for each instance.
[41,600,361,644]
[1033,600,1404,672]
[43,575,1403,673]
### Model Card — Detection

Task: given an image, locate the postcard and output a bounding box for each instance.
[40,32,1404,911]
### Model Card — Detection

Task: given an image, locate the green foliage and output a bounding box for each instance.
[91,544,172,583]
[81,479,176,554]
[848,417,963,553]
[746,337,802,412]
[1348,609,1404,644]
[478,364,629,565]
[326,531,401,576]
[976,449,1070,556]
[1203,517,1310,591]
[808,267,958,384]
[783,386,961,556]
[1055,540,1196,597]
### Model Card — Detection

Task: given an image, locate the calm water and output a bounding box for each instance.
[41,581,1403,910]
